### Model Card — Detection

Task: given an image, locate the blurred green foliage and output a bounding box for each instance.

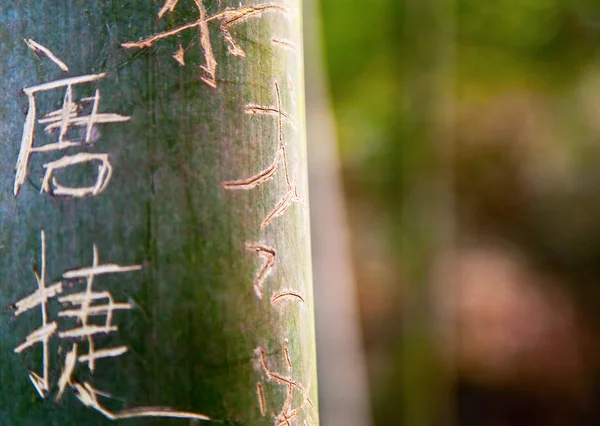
[321,0,600,168]
[318,1,600,425]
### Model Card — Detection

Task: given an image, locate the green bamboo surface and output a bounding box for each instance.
[0,1,318,425]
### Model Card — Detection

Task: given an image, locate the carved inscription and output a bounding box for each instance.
[24,38,69,72]
[123,0,288,88]
[255,347,315,425]
[8,2,313,424]
[271,38,299,54]
[214,9,312,421]
[9,38,210,423]
[257,381,267,416]
[223,81,301,230]
[271,290,305,305]
[13,52,129,197]
[246,242,277,299]
[11,231,210,422]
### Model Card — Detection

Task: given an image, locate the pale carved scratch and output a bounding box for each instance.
[41,153,113,198]
[222,149,281,191]
[14,282,63,318]
[71,382,211,421]
[246,242,276,299]
[271,290,305,305]
[158,0,179,19]
[56,343,78,402]
[122,1,288,87]
[194,0,218,88]
[13,323,58,354]
[261,188,300,230]
[257,382,267,416]
[271,38,298,54]
[173,42,186,66]
[284,345,293,371]
[28,371,49,399]
[255,346,314,426]
[256,347,303,392]
[12,230,56,397]
[282,384,295,418]
[278,403,299,426]
[25,39,69,72]
[223,82,301,229]
[282,379,316,426]
[244,105,297,128]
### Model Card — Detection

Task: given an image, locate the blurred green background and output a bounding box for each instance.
[316,0,600,425]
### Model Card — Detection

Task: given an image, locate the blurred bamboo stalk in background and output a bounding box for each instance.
[304,0,373,425]
[399,0,457,425]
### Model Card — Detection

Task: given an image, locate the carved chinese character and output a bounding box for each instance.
[122,0,288,88]
[12,231,210,422]
[223,81,301,229]
[13,231,140,399]
[255,346,316,425]
[13,40,129,197]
